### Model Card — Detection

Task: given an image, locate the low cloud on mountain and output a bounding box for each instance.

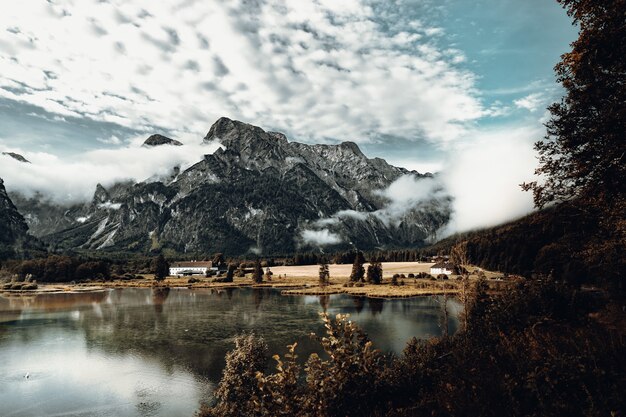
[0,139,221,203]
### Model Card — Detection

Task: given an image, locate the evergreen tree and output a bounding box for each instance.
[225,263,236,283]
[153,254,169,282]
[252,259,263,284]
[522,0,626,209]
[366,262,382,285]
[349,251,365,282]
[319,262,330,286]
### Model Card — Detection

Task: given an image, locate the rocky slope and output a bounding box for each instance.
[0,178,32,259]
[11,118,451,255]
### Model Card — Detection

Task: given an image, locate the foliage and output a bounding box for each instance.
[6,255,111,282]
[200,334,268,417]
[349,251,365,282]
[252,259,263,284]
[366,261,382,284]
[318,262,330,286]
[225,263,236,282]
[202,314,386,417]
[153,254,169,282]
[212,253,226,269]
[203,280,625,416]
[522,0,626,210]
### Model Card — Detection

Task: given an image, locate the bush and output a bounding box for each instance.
[201,280,626,416]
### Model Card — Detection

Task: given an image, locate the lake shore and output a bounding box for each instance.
[0,262,514,298]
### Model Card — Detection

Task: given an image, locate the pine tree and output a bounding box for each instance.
[153,254,169,282]
[366,262,382,285]
[319,262,330,286]
[349,251,365,282]
[252,259,263,284]
[225,263,235,283]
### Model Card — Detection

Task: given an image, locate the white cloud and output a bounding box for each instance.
[514,93,544,112]
[0,0,485,146]
[301,229,342,246]
[0,140,222,203]
[311,123,540,238]
[437,124,539,236]
[96,135,123,145]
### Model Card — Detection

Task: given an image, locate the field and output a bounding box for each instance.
[2,262,511,299]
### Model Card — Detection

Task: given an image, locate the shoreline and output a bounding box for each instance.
[0,274,514,299]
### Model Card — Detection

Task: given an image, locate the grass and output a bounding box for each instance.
[1,263,513,298]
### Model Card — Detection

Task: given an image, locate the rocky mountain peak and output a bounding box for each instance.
[2,152,30,163]
[143,134,183,147]
[93,184,110,204]
[339,141,365,158]
[203,117,288,151]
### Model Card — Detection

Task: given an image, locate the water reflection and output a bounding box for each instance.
[0,288,459,417]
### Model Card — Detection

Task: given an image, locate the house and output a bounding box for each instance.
[430,261,457,275]
[169,261,213,277]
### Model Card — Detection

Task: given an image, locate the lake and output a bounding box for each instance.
[0,288,460,417]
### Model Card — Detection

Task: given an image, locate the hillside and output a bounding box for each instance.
[426,201,625,290]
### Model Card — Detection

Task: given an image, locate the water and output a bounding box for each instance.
[0,288,459,417]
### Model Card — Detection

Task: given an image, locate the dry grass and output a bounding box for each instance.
[2,262,511,298]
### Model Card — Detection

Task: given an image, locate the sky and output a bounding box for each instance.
[0,0,577,234]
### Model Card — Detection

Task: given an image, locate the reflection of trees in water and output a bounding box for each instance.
[152,287,171,314]
[368,298,384,315]
[318,295,329,312]
[253,289,264,310]
[351,296,364,314]
[63,288,453,388]
[1,291,108,311]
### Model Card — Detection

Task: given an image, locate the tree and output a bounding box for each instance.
[319,262,330,286]
[200,334,268,417]
[225,263,236,283]
[264,267,273,281]
[153,254,169,282]
[522,0,626,209]
[349,251,365,282]
[366,262,382,285]
[212,253,226,269]
[252,259,263,284]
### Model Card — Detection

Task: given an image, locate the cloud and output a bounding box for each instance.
[301,229,342,246]
[514,93,545,112]
[96,135,123,145]
[0,0,486,147]
[0,139,222,203]
[437,124,539,236]
[308,123,540,239]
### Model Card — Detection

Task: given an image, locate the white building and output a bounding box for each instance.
[169,261,213,277]
[430,261,457,275]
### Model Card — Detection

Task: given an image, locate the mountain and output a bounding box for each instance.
[11,118,451,255]
[2,152,30,163]
[0,178,33,259]
[142,134,183,147]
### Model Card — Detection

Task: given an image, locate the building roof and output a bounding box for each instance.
[171,261,213,268]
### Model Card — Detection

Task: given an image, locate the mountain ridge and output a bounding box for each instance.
[9,117,451,255]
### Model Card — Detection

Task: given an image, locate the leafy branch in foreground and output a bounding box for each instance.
[200,279,625,417]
